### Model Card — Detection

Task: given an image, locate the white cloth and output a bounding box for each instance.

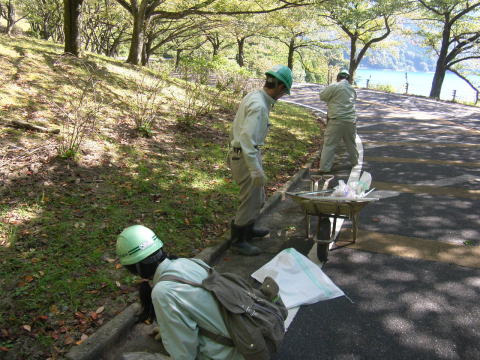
[251,248,344,309]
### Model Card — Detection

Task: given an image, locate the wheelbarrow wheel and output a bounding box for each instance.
[317,242,329,262]
[316,217,331,262]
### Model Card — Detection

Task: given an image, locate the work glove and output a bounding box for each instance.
[251,168,267,187]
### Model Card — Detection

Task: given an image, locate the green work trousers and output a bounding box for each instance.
[319,120,358,172]
[229,150,265,226]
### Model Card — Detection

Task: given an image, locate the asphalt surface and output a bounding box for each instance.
[104,84,480,360]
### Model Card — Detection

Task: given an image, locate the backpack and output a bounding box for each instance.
[159,259,288,360]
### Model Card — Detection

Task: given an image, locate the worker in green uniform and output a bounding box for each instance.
[228,65,293,256]
[318,69,359,173]
[116,224,245,360]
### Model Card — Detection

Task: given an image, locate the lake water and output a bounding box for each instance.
[356,68,480,104]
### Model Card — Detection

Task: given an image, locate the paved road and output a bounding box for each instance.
[272,84,480,359]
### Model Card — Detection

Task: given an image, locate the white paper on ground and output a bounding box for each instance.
[251,248,345,309]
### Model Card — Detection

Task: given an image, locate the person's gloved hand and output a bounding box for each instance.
[251,168,267,187]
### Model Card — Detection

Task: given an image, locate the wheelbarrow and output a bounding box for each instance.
[286,175,379,262]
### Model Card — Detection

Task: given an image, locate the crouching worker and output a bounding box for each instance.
[116,224,244,360]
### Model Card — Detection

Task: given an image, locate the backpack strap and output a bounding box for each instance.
[158,274,234,348]
[159,274,202,287]
[198,328,234,348]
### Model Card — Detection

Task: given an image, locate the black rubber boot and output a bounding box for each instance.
[252,223,270,238]
[231,222,261,256]
[229,220,242,244]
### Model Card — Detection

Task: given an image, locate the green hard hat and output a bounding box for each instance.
[265,65,293,94]
[116,225,164,265]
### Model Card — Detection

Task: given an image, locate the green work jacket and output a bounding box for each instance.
[229,89,276,172]
[319,79,357,122]
[152,258,244,360]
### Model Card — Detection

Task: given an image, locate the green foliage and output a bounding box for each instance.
[51,59,102,159]
[317,0,409,79]
[370,83,396,93]
[21,0,63,41]
[132,72,166,137]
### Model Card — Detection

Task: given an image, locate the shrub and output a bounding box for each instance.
[370,83,396,93]
[51,58,101,159]
[132,72,166,137]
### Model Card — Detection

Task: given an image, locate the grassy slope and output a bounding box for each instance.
[0,34,322,358]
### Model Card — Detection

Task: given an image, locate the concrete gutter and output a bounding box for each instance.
[66,303,140,360]
[66,148,320,360]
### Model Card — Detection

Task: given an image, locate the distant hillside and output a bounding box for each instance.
[361,36,437,72]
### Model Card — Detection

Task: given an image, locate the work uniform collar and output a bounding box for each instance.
[152,257,172,284]
[260,89,276,108]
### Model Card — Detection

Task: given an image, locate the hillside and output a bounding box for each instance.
[0,34,322,359]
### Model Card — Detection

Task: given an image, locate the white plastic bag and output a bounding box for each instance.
[356,171,372,194]
[332,180,357,198]
[251,248,345,308]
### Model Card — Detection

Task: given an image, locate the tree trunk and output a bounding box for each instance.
[64,0,84,56]
[5,0,15,35]
[287,37,295,70]
[348,36,357,83]
[141,36,151,65]
[430,66,447,98]
[175,49,182,70]
[430,26,451,99]
[126,4,148,65]
[40,22,51,40]
[212,43,219,58]
[237,37,245,67]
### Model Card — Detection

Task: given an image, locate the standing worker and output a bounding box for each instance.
[116,224,245,359]
[228,65,293,256]
[318,69,359,173]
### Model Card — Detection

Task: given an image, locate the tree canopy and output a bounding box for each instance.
[3,0,480,99]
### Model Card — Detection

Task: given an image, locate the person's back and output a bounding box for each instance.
[152,258,244,360]
[317,70,359,173]
[320,79,357,122]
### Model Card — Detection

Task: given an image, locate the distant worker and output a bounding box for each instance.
[318,69,359,173]
[228,65,293,256]
[116,225,245,359]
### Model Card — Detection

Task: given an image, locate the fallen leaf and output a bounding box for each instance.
[115,281,121,288]
[50,305,59,314]
[22,325,31,332]
[74,311,85,319]
[115,264,122,269]
[0,347,9,352]
[95,306,105,314]
[75,334,88,345]
[64,336,74,345]
[24,276,34,283]
[37,315,48,321]
[89,312,98,320]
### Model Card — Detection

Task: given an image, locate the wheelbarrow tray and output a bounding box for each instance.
[286,190,379,217]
